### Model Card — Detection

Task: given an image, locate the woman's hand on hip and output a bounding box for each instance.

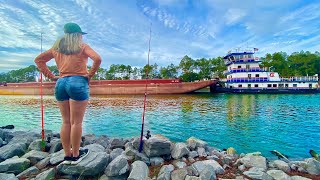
[51,76,60,81]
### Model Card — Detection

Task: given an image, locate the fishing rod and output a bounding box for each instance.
[40,32,45,151]
[139,25,152,153]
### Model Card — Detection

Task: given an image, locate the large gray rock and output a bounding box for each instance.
[150,157,164,166]
[84,143,106,153]
[111,148,124,160]
[273,160,290,172]
[22,150,49,165]
[192,160,224,175]
[199,165,216,180]
[237,153,267,170]
[143,135,171,157]
[110,138,126,149]
[127,161,149,180]
[171,168,188,180]
[0,138,3,147]
[0,173,18,180]
[16,166,40,179]
[134,152,150,165]
[48,138,62,153]
[186,137,208,151]
[305,158,320,175]
[243,170,273,180]
[35,156,50,170]
[0,143,27,161]
[34,167,55,180]
[171,143,190,159]
[0,157,30,174]
[95,135,110,148]
[291,176,312,180]
[157,164,174,180]
[105,155,129,176]
[28,139,44,151]
[58,152,110,176]
[99,174,128,180]
[267,169,291,180]
[49,149,65,165]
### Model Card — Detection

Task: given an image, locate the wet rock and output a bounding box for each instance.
[0,138,3,147]
[185,175,200,180]
[95,135,110,148]
[172,160,187,169]
[192,160,224,175]
[28,139,44,151]
[189,151,199,159]
[290,176,312,180]
[99,174,128,180]
[128,161,149,180]
[134,152,150,165]
[197,147,207,158]
[35,156,50,170]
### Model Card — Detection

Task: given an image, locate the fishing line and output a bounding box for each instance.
[40,32,45,151]
[139,25,152,153]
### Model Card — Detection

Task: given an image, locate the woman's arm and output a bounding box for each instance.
[84,45,102,78]
[34,49,56,80]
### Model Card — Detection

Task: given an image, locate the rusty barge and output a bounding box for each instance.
[0,79,217,95]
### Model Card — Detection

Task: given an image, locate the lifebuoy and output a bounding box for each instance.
[270,72,274,77]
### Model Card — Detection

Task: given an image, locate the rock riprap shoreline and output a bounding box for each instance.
[0,128,319,180]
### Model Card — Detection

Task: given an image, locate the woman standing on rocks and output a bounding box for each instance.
[34,23,102,164]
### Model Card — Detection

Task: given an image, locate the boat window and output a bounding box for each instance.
[255,74,259,77]
[240,55,243,59]
[238,84,242,87]
[285,84,289,88]
[254,84,258,87]
[268,84,272,87]
[273,84,277,87]
[248,84,251,88]
[248,54,253,58]
[230,86,233,89]
[293,84,297,87]
[248,74,251,78]
[309,84,312,88]
[238,65,241,68]
[279,84,284,88]
[230,56,235,61]
[246,65,250,69]
[235,55,239,60]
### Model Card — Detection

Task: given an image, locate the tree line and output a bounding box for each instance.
[0,51,319,83]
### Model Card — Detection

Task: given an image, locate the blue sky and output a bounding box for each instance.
[0,0,319,72]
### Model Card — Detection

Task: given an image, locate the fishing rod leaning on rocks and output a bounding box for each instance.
[139,25,152,153]
[39,32,46,151]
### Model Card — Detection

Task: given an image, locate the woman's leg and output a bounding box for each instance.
[69,99,88,157]
[57,100,72,157]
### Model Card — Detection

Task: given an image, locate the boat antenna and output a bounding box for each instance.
[139,24,152,153]
[40,32,46,151]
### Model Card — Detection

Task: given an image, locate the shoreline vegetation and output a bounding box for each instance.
[0,128,319,179]
[0,51,319,84]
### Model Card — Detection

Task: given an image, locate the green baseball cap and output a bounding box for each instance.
[63,23,87,34]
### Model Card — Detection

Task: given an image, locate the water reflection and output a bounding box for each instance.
[0,94,319,158]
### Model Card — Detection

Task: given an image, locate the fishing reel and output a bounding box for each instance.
[145,130,151,139]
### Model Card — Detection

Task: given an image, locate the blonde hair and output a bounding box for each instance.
[53,33,83,55]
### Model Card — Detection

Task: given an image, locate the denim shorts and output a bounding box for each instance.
[55,76,89,101]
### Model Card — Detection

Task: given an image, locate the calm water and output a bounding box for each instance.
[0,93,319,158]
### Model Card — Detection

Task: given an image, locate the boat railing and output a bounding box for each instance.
[227,77,269,82]
[224,59,257,65]
[280,76,318,82]
[224,68,262,74]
